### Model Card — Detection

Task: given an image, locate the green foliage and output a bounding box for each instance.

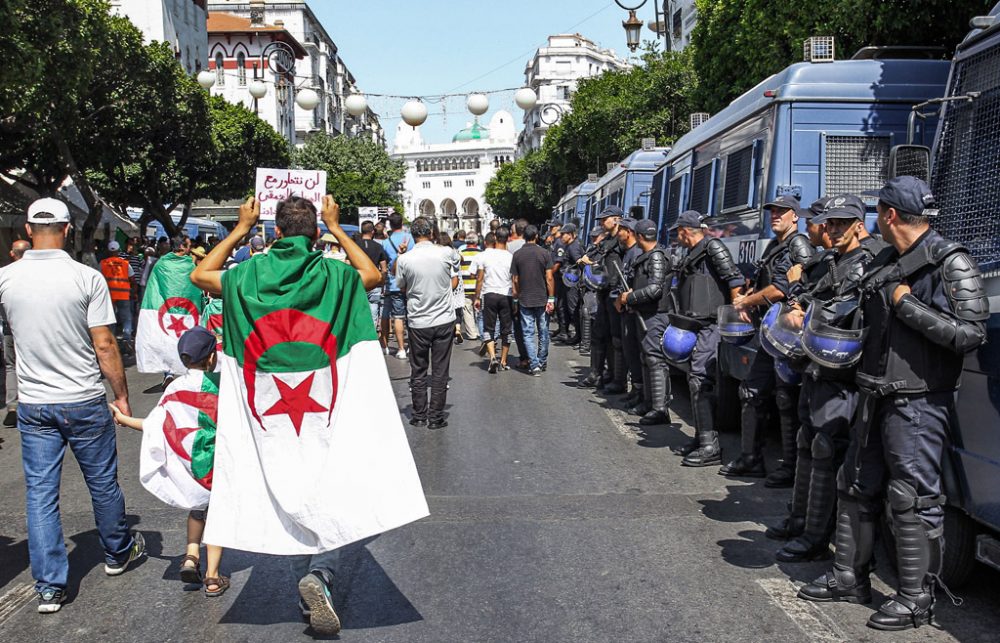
[292,134,405,219]
[485,48,698,222]
[691,0,993,113]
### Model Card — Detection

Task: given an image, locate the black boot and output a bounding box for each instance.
[778,433,837,559]
[581,344,606,387]
[672,437,700,457]
[867,481,936,631]
[765,389,799,488]
[798,494,874,604]
[719,401,766,476]
[628,365,651,415]
[579,311,592,355]
[602,340,627,394]
[767,428,812,541]
[682,381,721,467]
[639,365,670,425]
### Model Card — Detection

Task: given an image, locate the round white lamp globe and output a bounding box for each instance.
[345,94,368,116]
[248,80,268,99]
[401,100,428,127]
[515,87,538,111]
[197,70,216,90]
[466,93,489,116]
[295,88,321,111]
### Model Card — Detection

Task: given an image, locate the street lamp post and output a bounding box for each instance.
[615,0,672,53]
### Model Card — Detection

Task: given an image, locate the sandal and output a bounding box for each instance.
[179,554,202,584]
[203,575,230,597]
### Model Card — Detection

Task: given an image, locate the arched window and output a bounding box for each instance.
[416,161,422,172]
[237,52,247,86]
[215,52,225,86]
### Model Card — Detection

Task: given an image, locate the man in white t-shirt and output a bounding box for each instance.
[0,198,146,614]
[473,228,514,373]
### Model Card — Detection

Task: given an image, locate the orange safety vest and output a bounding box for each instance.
[100,256,132,302]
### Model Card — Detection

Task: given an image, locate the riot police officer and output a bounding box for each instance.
[618,218,673,424]
[721,195,814,484]
[553,223,584,344]
[661,210,744,465]
[546,221,568,340]
[579,206,625,389]
[578,226,605,356]
[768,195,880,564]
[798,177,988,631]
[612,219,644,404]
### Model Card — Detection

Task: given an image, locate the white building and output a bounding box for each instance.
[111,0,209,74]
[519,34,628,154]
[393,112,518,234]
[665,0,698,51]
[206,11,307,145]
[207,0,383,146]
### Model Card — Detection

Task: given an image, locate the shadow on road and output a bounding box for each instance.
[0,535,29,589]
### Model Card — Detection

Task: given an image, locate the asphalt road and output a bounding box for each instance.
[0,341,998,642]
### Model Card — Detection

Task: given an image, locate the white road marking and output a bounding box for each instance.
[0,583,35,624]
[756,577,849,643]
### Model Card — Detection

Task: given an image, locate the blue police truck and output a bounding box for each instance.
[881,5,1000,587]
[645,53,950,399]
[552,177,598,226]
[584,145,670,233]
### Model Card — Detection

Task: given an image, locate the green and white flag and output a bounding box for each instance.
[136,253,204,375]
[204,236,428,554]
[139,370,218,510]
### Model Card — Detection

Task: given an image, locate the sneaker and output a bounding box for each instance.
[540,362,548,371]
[488,359,498,374]
[455,335,464,345]
[530,367,542,377]
[3,409,15,428]
[478,342,489,356]
[395,349,407,360]
[298,571,341,636]
[500,363,510,371]
[382,345,390,355]
[37,588,66,614]
[105,531,147,576]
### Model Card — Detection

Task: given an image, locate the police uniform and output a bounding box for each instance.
[618,235,645,401]
[799,178,988,631]
[582,207,626,389]
[665,211,744,466]
[549,232,569,338]
[768,196,883,563]
[721,196,814,481]
[578,227,604,356]
[554,226,585,343]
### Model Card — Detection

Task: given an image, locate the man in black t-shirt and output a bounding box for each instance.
[359,221,390,350]
[511,225,555,375]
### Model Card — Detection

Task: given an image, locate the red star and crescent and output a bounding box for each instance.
[262,373,329,435]
[242,309,339,435]
[157,297,201,337]
[160,389,218,490]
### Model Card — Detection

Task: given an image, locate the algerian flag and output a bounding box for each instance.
[139,370,218,510]
[136,253,204,375]
[202,297,224,349]
[204,236,428,555]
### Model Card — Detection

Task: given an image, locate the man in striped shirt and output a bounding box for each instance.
[459,232,483,340]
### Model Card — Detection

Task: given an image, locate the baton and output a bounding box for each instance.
[611,261,648,333]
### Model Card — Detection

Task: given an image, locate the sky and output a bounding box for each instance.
[311,1,655,148]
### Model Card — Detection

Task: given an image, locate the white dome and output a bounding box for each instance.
[488,110,516,143]
[393,120,423,152]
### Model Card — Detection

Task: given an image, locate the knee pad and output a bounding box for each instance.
[738,382,764,408]
[612,337,623,351]
[887,479,944,528]
[775,387,796,412]
[796,426,812,451]
[811,432,835,460]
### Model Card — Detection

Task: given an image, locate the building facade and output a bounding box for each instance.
[207,0,384,146]
[394,112,518,234]
[665,0,698,51]
[518,34,628,154]
[206,12,308,146]
[111,0,209,74]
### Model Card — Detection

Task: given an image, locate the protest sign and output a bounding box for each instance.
[254,168,327,221]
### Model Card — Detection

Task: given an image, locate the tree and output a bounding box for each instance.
[292,134,406,221]
[691,0,993,114]
[484,151,553,224]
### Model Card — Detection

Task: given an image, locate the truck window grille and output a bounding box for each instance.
[722,145,754,211]
[668,175,683,218]
[689,163,714,215]
[824,135,890,201]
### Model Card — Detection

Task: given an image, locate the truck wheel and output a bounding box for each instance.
[878,506,979,590]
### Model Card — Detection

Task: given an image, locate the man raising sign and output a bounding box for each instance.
[191,196,429,637]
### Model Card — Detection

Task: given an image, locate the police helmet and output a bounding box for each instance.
[760,302,805,360]
[562,267,581,288]
[582,264,606,289]
[801,300,866,369]
[774,358,802,385]
[661,325,698,362]
[717,304,755,345]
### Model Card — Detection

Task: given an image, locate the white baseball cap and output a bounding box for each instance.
[27,198,71,224]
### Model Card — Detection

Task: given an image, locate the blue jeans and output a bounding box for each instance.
[519,305,550,370]
[290,548,341,584]
[19,396,132,593]
[113,300,133,342]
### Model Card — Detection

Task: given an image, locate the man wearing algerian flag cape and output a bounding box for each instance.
[191,195,428,636]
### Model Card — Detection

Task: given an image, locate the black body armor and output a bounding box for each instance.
[627,247,670,316]
[676,237,741,320]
